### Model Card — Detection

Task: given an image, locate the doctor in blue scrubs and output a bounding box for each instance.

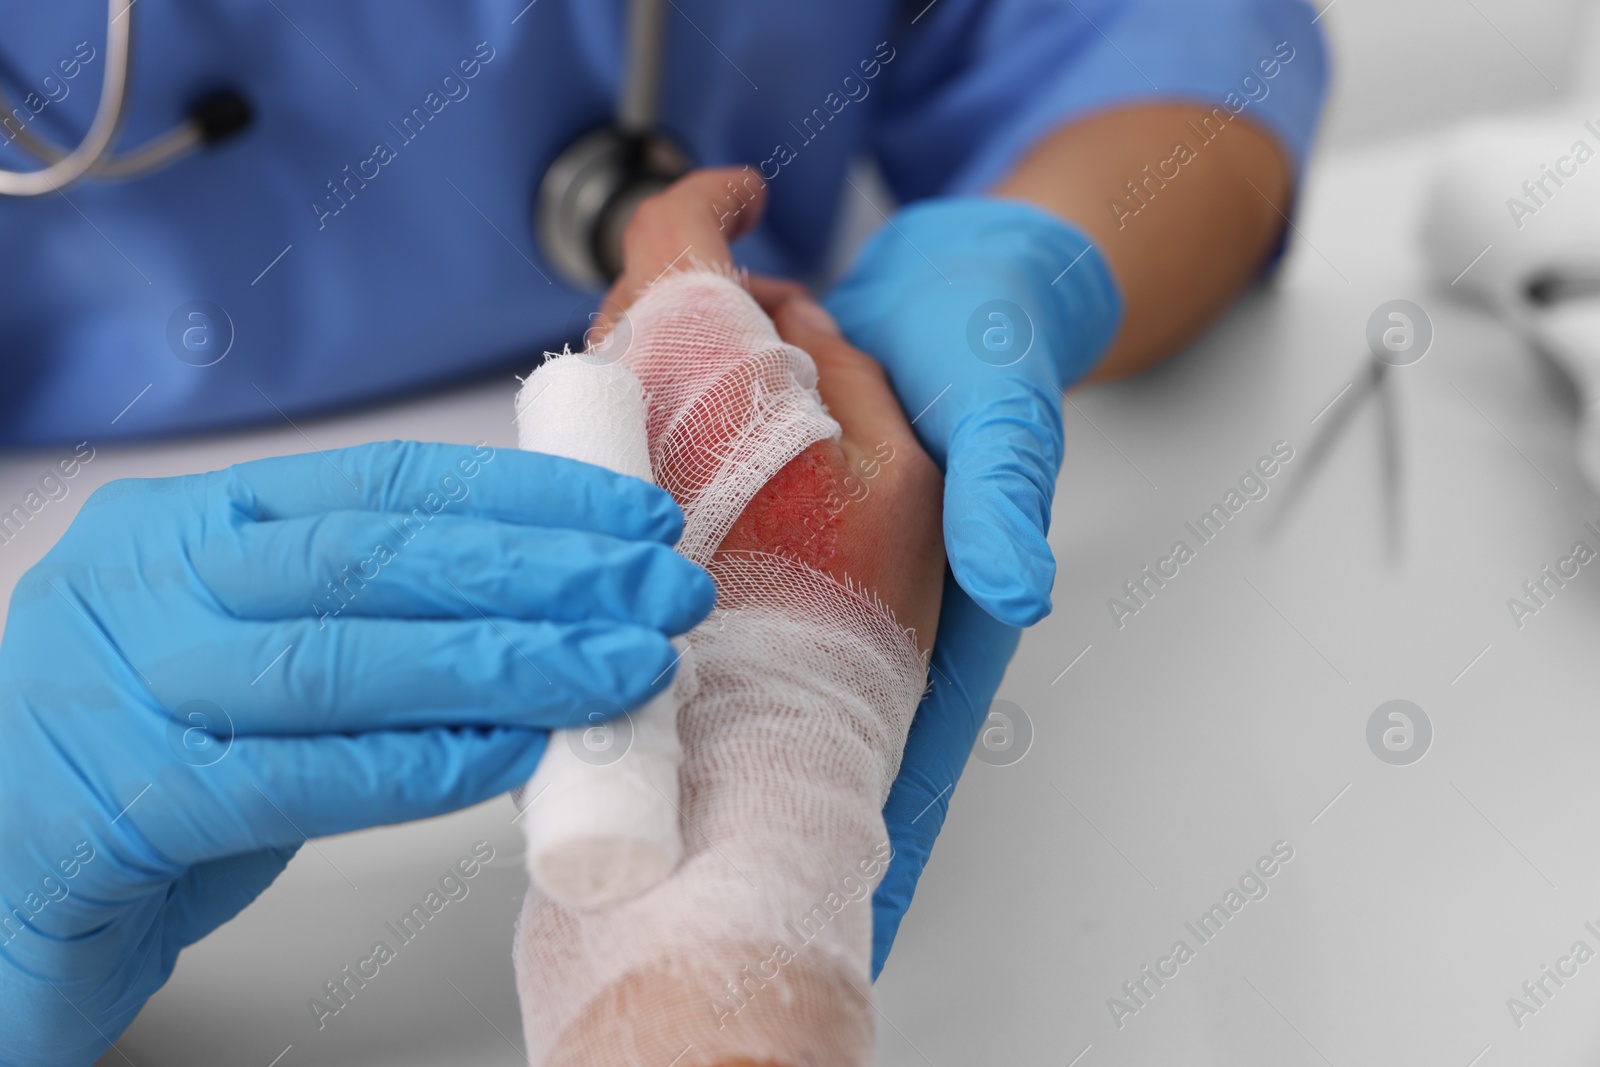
[0,1,1327,1059]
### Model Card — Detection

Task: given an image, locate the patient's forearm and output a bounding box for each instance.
[992,104,1293,382]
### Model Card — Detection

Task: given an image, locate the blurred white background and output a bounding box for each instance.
[1317,0,1592,147]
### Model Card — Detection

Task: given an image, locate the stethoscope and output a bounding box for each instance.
[0,0,252,197]
[536,0,691,288]
[0,0,690,291]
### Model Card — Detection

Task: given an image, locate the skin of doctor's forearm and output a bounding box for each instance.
[991,102,1294,384]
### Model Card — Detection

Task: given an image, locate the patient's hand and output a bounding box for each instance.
[603,168,944,651]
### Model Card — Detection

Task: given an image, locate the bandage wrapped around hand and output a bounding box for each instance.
[512,270,930,1066]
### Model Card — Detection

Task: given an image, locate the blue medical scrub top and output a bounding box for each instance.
[0,0,1326,445]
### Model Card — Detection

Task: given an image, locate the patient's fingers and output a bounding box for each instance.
[601,167,769,320]
[745,274,809,316]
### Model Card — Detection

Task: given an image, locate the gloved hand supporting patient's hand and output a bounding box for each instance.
[601,173,1126,978]
[824,197,1123,974]
[0,441,711,1065]
[826,197,1122,625]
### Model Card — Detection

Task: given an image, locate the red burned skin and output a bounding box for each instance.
[716,441,847,570]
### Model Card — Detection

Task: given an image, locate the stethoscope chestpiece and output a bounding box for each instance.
[535,126,691,291]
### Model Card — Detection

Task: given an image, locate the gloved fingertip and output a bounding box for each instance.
[642,487,687,544]
[646,552,718,634]
[418,726,549,807]
[946,511,1055,627]
[870,852,921,978]
[485,728,550,787]
[870,922,898,980]
[967,575,1052,628]
[569,627,676,711]
[685,564,718,627]
[630,547,713,639]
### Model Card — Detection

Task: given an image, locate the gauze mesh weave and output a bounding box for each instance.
[512,270,929,1066]
[617,272,843,566]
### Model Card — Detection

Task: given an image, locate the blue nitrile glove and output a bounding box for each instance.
[0,441,713,1065]
[823,198,1123,975]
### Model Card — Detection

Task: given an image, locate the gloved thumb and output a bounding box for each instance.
[943,378,1065,627]
[872,576,1021,976]
[163,846,302,951]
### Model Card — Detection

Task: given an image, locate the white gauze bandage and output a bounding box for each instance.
[512,271,929,1066]
[514,357,687,909]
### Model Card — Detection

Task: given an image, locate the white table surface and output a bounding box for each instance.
[0,132,1582,1065]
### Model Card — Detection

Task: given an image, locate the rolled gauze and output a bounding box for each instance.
[512,352,686,908]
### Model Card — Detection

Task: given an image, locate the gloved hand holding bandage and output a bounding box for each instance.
[0,442,712,1066]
